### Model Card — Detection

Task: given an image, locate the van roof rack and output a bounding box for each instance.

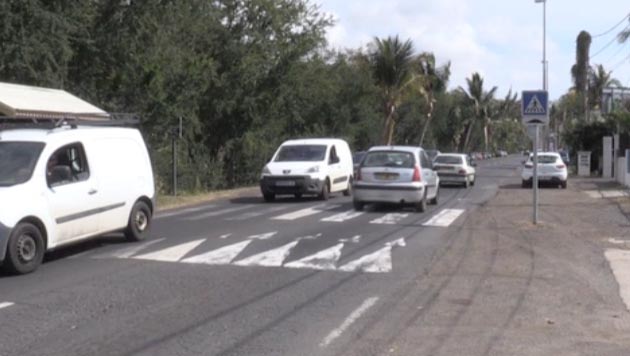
[0,113,140,131]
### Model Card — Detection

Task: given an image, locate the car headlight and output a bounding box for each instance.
[307,165,320,173]
[262,166,271,175]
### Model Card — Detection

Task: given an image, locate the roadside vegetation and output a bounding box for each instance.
[0,0,529,194]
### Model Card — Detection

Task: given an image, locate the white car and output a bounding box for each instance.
[433,153,476,188]
[352,146,439,212]
[260,138,353,201]
[0,120,155,274]
[521,152,567,188]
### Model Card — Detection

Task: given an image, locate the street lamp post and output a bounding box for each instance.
[533,0,547,224]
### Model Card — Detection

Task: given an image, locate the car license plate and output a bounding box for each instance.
[275,180,295,187]
[375,173,398,180]
[539,176,551,180]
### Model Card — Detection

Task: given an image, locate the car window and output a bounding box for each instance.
[532,155,559,164]
[274,145,327,162]
[363,151,415,168]
[0,141,45,187]
[420,151,431,169]
[47,143,90,187]
[434,155,464,165]
[329,145,340,164]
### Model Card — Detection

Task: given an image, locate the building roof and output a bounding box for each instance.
[0,82,109,120]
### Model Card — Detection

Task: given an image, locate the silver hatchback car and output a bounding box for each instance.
[352,146,440,212]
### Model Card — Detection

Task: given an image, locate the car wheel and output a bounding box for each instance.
[319,179,330,201]
[294,193,302,199]
[415,192,427,213]
[353,200,364,211]
[429,186,439,205]
[125,201,152,242]
[263,193,275,202]
[561,181,567,189]
[4,222,45,275]
[343,178,352,197]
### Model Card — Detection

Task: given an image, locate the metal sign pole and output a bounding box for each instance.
[533,125,539,224]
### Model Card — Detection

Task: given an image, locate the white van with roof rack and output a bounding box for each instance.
[260,138,353,201]
[0,118,155,274]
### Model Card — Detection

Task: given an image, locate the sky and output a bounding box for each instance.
[315,0,630,101]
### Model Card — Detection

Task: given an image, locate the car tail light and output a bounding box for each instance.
[556,164,565,169]
[412,165,421,182]
[458,169,466,175]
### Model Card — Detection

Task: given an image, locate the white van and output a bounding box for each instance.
[0,122,155,274]
[260,138,353,201]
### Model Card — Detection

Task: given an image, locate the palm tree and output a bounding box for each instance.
[459,72,497,153]
[571,31,592,119]
[371,35,416,145]
[588,64,622,110]
[414,52,451,146]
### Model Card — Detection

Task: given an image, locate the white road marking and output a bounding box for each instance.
[225,206,289,221]
[182,240,252,265]
[248,231,278,240]
[155,204,217,219]
[584,190,602,199]
[601,190,630,198]
[422,209,465,227]
[369,213,409,225]
[0,302,15,310]
[233,241,300,267]
[184,205,255,221]
[319,296,379,347]
[133,239,205,262]
[92,238,166,259]
[284,243,344,270]
[339,235,361,244]
[321,210,364,222]
[219,234,232,239]
[272,204,341,221]
[338,238,405,273]
[606,249,630,311]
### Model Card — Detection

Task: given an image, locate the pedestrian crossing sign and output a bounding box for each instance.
[521,90,549,125]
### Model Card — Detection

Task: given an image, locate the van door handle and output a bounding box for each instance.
[88,189,98,195]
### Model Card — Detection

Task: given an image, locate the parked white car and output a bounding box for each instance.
[433,153,476,188]
[352,146,439,212]
[521,152,567,188]
[260,138,353,201]
[0,122,155,274]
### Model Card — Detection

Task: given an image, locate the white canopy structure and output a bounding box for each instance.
[0,82,109,120]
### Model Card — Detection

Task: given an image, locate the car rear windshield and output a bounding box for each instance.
[274,145,327,162]
[362,151,415,168]
[0,141,45,186]
[530,155,558,164]
[434,155,463,165]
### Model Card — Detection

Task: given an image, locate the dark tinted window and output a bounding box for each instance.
[47,143,90,187]
[0,141,45,186]
[274,145,327,162]
[434,155,464,165]
[363,151,415,168]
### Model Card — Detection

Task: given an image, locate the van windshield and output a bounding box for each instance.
[274,145,327,162]
[0,141,45,187]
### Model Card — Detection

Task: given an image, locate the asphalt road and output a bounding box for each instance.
[4,155,627,356]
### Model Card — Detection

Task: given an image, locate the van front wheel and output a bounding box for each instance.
[125,201,152,242]
[4,222,45,275]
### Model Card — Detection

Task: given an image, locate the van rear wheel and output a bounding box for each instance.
[125,201,152,242]
[4,222,44,275]
[319,179,330,201]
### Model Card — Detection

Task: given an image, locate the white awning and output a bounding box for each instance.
[0,82,110,120]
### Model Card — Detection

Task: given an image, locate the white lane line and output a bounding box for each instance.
[225,205,290,221]
[92,238,166,259]
[605,249,630,311]
[233,241,300,267]
[321,210,364,222]
[272,204,341,221]
[338,238,405,273]
[320,296,379,348]
[155,204,217,219]
[0,302,15,310]
[284,243,344,270]
[422,209,465,227]
[584,190,602,199]
[182,240,252,265]
[369,213,408,225]
[184,205,255,221]
[133,239,205,262]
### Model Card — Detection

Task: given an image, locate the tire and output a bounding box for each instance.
[3,222,45,275]
[429,186,439,205]
[353,200,364,211]
[263,193,275,202]
[294,193,302,199]
[319,179,330,201]
[343,178,352,197]
[125,201,152,242]
[415,192,427,213]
